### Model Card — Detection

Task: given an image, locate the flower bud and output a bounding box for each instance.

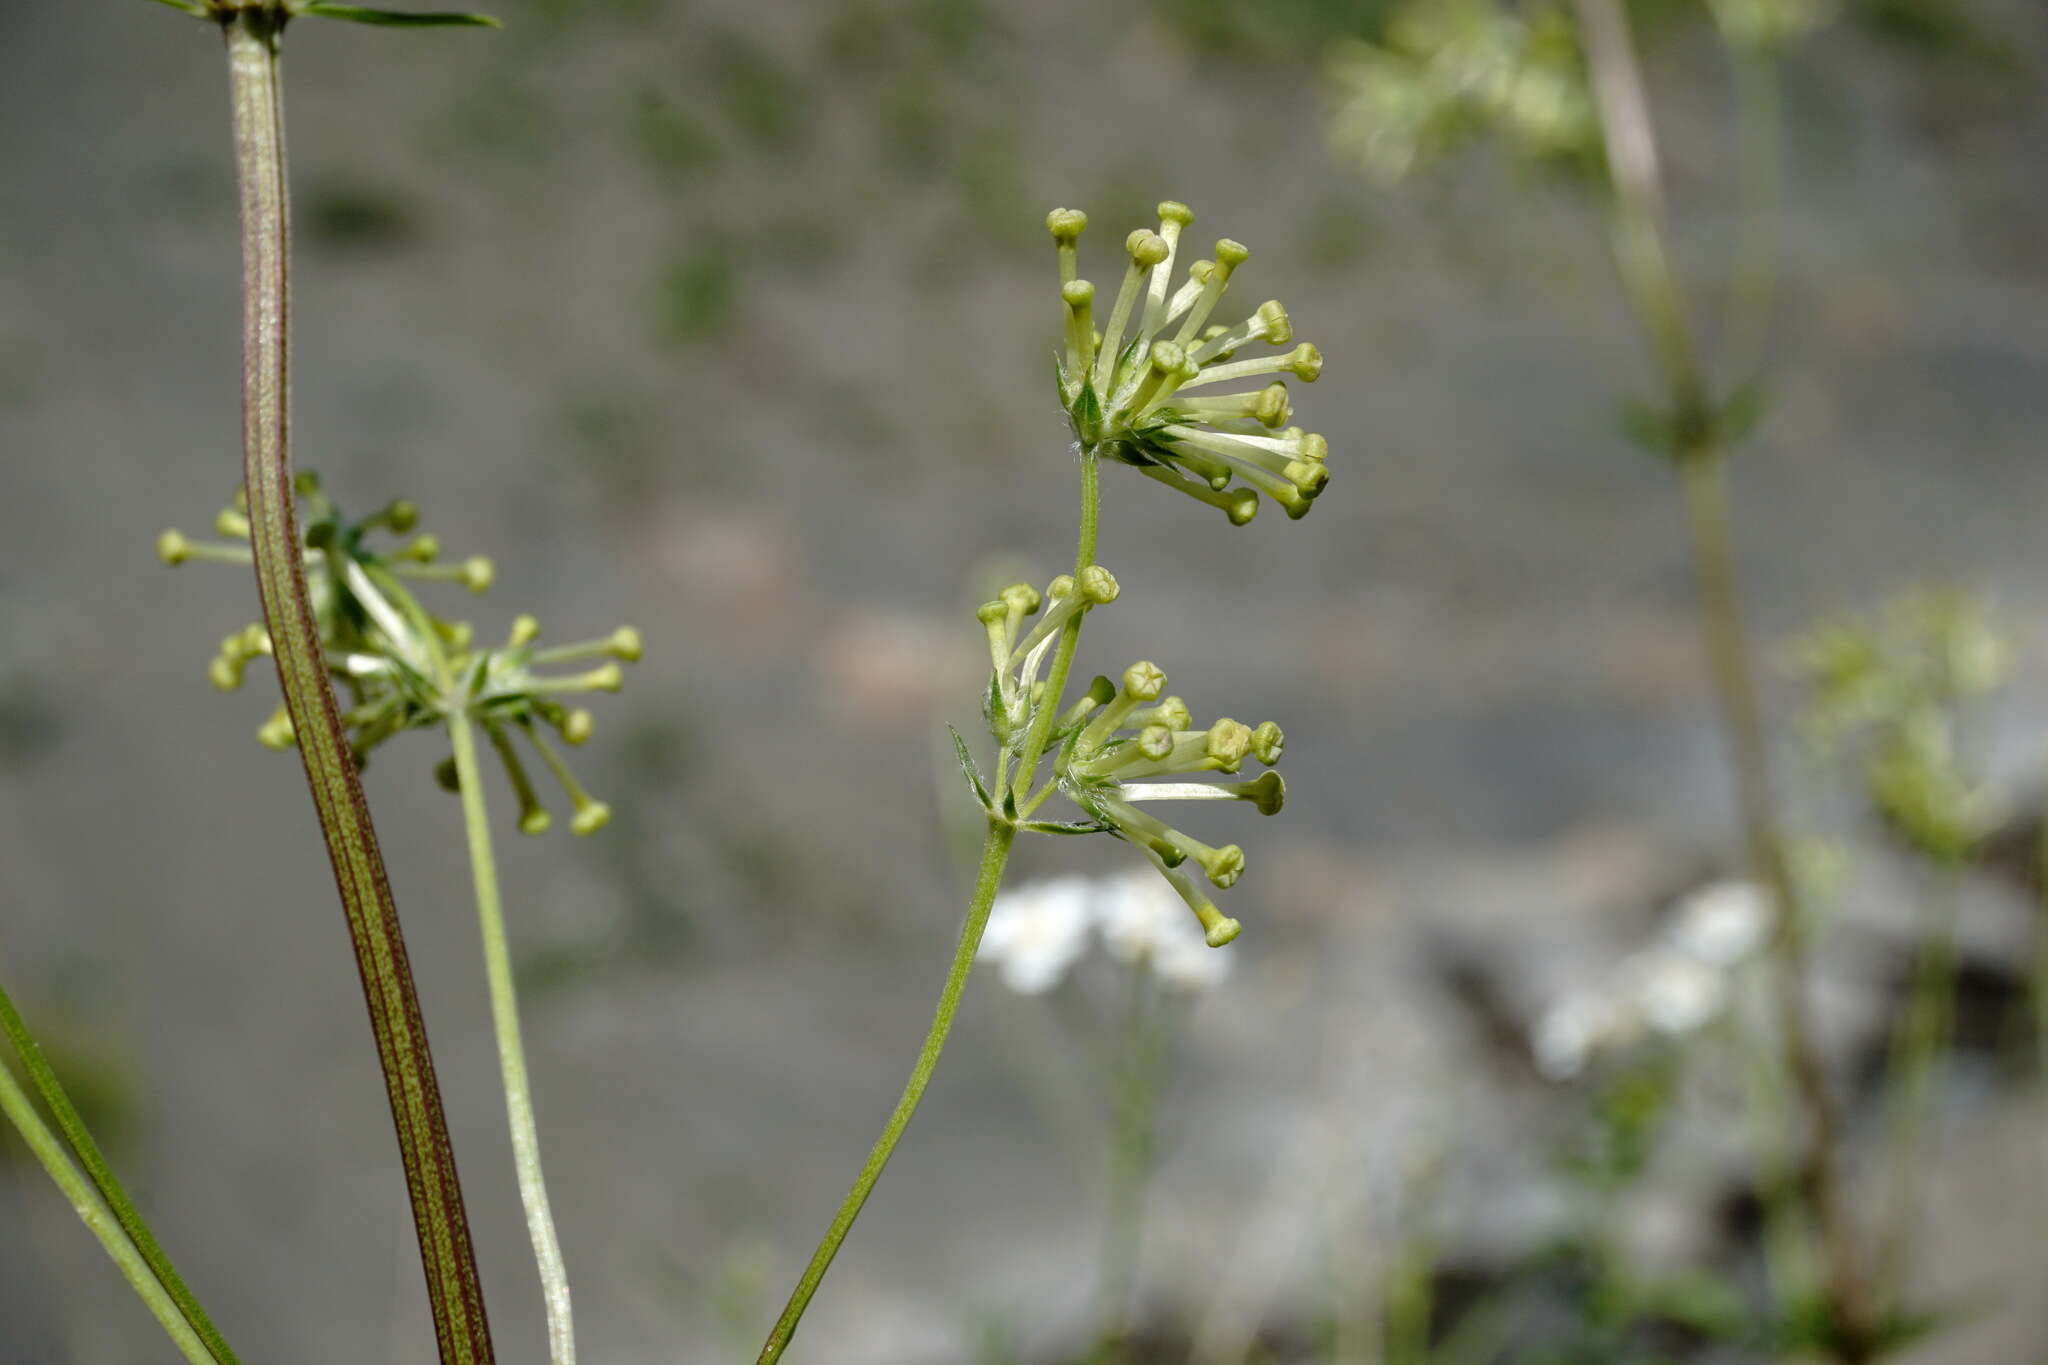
[1252,721,1284,766]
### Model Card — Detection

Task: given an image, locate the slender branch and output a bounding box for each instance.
[755,816,1019,1364]
[1872,859,1961,1298]
[1091,965,1166,1362]
[1717,35,1785,386]
[447,702,578,1365]
[0,981,238,1363]
[1010,447,1101,808]
[0,1051,218,1365]
[222,13,494,1362]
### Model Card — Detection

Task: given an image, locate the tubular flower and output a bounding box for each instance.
[1048,202,1330,525]
[159,474,638,835]
[970,574,1287,948]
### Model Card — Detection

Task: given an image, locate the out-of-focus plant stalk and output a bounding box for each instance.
[222,12,495,1361]
[1718,32,1785,386]
[1092,966,1167,1361]
[1871,860,1961,1298]
[1570,0,1871,1357]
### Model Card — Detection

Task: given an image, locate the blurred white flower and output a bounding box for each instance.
[1532,881,1766,1081]
[1664,879,1771,966]
[1625,951,1726,1036]
[980,872,1236,996]
[1533,988,1640,1081]
[1096,872,1233,992]
[979,877,1095,995]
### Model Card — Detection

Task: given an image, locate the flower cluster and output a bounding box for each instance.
[1532,880,1771,1080]
[979,872,1233,996]
[1793,587,2007,863]
[1047,203,1329,524]
[158,474,638,835]
[1328,0,1597,183]
[971,568,1285,949]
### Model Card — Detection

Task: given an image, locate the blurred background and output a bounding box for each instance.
[2,0,2047,1360]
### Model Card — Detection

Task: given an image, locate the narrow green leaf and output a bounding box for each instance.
[145,0,211,16]
[947,724,991,810]
[300,3,501,27]
[0,982,239,1365]
[1018,819,1108,835]
[1713,380,1770,447]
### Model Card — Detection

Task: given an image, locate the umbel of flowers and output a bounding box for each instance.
[1049,203,1329,524]
[969,566,1285,950]
[158,473,638,835]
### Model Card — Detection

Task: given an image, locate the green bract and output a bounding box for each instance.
[159,474,636,836]
[1049,203,1330,524]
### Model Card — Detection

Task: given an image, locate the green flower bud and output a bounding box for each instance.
[1123,661,1167,701]
[571,800,613,836]
[1239,769,1285,815]
[608,625,644,662]
[1046,208,1089,243]
[1126,229,1170,267]
[1077,564,1120,605]
[1206,718,1253,769]
[1252,721,1284,765]
[1130,696,1192,731]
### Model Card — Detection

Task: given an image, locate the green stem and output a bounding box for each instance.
[0,982,238,1363]
[0,1052,217,1365]
[1010,448,1101,809]
[1679,448,1867,1359]
[1717,35,1785,387]
[755,816,1018,1365]
[1872,858,1961,1299]
[447,704,578,1365]
[1091,965,1165,1363]
[222,14,495,1362]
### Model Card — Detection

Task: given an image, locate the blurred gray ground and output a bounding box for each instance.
[3,0,2048,1361]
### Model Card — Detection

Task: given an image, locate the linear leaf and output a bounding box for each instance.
[0,982,239,1365]
[300,4,501,26]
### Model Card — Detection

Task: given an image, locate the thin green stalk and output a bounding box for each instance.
[1092,964,1166,1363]
[1571,0,1869,1355]
[1011,448,1101,809]
[222,13,494,1361]
[1680,447,1868,1358]
[1872,860,1962,1299]
[755,816,1018,1365]
[2035,769,2048,1089]
[1717,35,1785,387]
[0,1053,217,1365]
[0,982,237,1363]
[447,704,578,1365]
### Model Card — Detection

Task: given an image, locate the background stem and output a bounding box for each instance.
[755,816,1018,1365]
[1091,964,1165,1362]
[1572,0,1869,1354]
[448,706,578,1365]
[222,14,494,1362]
[1872,858,1961,1297]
